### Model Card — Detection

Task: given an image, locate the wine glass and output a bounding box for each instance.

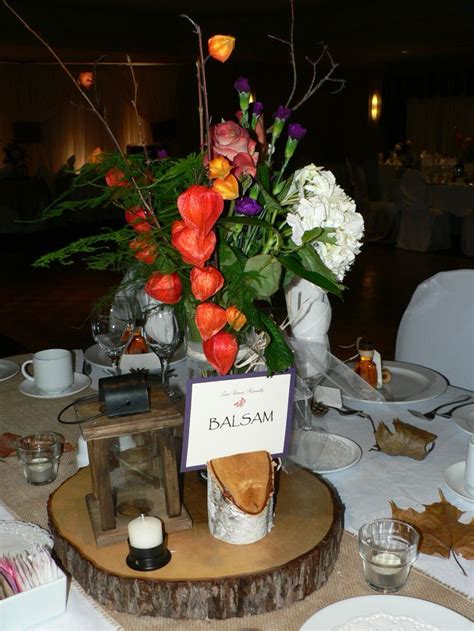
[91,297,135,375]
[144,304,182,393]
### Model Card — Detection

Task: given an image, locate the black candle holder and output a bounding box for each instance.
[126,539,171,571]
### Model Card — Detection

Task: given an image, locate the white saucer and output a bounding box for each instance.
[443,461,474,503]
[452,403,474,434]
[18,373,91,399]
[0,359,20,382]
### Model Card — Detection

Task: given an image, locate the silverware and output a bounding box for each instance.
[438,400,474,418]
[311,400,370,418]
[407,395,471,421]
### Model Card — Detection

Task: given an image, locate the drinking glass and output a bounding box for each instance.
[144,304,182,393]
[91,297,135,375]
[358,519,419,593]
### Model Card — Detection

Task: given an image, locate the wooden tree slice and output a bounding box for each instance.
[48,466,344,620]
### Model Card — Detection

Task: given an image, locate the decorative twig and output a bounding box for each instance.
[268,0,345,114]
[3,0,157,215]
[127,55,150,165]
[181,14,211,162]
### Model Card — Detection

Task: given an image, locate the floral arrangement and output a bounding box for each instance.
[24,3,363,376]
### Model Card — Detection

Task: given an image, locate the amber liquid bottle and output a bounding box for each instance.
[125,319,149,354]
[354,340,378,388]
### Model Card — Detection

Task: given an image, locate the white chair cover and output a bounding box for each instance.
[378,164,401,203]
[346,161,399,242]
[395,270,474,390]
[396,169,451,252]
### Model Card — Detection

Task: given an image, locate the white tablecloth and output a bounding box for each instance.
[302,385,474,598]
[429,184,474,217]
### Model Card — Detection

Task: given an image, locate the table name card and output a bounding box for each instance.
[180,369,295,471]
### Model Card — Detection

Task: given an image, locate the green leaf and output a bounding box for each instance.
[301,226,338,246]
[218,216,283,250]
[243,302,293,373]
[296,244,340,285]
[244,254,281,299]
[279,253,343,298]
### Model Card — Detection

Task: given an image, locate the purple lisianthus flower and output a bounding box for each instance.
[273,105,292,121]
[157,149,168,159]
[252,101,264,116]
[235,197,263,216]
[288,123,307,141]
[234,76,251,93]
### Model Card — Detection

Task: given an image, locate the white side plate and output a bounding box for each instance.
[443,461,474,503]
[0,359,20,382]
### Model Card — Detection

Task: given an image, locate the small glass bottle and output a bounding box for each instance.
[126,319,149,354]
[354,339,378,388]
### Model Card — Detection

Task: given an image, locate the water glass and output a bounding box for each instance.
[16,432,63,485]
[358,518,419,593]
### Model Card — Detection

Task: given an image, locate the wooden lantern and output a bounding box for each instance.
[74,388,192,547]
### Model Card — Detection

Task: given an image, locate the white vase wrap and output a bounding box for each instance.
[284,277,331,341]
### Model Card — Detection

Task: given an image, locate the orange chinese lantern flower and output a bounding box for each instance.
[144,272,182,304]
[212,174,239,200]
[171,220,216,268]
[195,302,227,341]
[125,206,152,233]
[208,35,235,63]
[208,156,232,180]
[129,237,157,265]
[177,184,224,238]
[225,306,247,331]
[105,167,127,188]
[203,331,238,375]
[78,71,93,89]
[190,266,224,302]
[88,147,104,164]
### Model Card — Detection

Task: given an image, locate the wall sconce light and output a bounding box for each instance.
[370,92,381,122]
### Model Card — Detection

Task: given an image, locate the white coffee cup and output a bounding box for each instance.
[21,349,74,394]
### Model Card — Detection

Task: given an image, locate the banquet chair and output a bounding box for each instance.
[378,164,401,203]
[345,160,399,243]
[395,269,474,390]
[396,169,451,252]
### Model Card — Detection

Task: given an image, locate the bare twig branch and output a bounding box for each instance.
[126,55,150,164]
[3,0,157,215]
[285,0,297,108]
[267,0,345,114]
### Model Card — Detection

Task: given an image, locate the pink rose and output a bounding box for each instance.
[233,152,257,178]
[211,121,256,162]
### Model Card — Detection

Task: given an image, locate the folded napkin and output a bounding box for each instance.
[284,277,332,340]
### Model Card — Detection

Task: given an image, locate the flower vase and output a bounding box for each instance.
[284,277,332,387]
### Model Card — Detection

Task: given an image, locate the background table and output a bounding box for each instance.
[1,354,473,630]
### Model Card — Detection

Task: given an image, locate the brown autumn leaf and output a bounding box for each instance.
[0,433,75,457]
[374,419,437,460]
[390,490,474,561]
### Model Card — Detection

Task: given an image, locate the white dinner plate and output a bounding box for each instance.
[452,403,474,434]
[0,520,53,555]
[292,432,362,474]
[443,461,474,503]
[342,360,448,405]
[18,372,91,399]
[0,359,20,382]
[300,595,472,630]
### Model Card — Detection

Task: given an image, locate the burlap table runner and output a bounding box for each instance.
[1,358,473,629]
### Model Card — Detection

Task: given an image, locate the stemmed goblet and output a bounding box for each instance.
[91,297,135,375]
[144,304,182,394]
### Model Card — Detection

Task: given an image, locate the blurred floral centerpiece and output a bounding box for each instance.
[33,11,364,377]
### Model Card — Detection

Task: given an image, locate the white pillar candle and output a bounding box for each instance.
[128,514,163,549]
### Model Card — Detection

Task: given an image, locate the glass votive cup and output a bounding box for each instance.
[358,518,419,593]
[16,432,63,485]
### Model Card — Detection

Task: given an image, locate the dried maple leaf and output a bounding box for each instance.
[374,419,437,460]
[390,490,474,572]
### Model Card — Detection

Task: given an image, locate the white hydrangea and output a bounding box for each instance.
[285,164,364,281]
